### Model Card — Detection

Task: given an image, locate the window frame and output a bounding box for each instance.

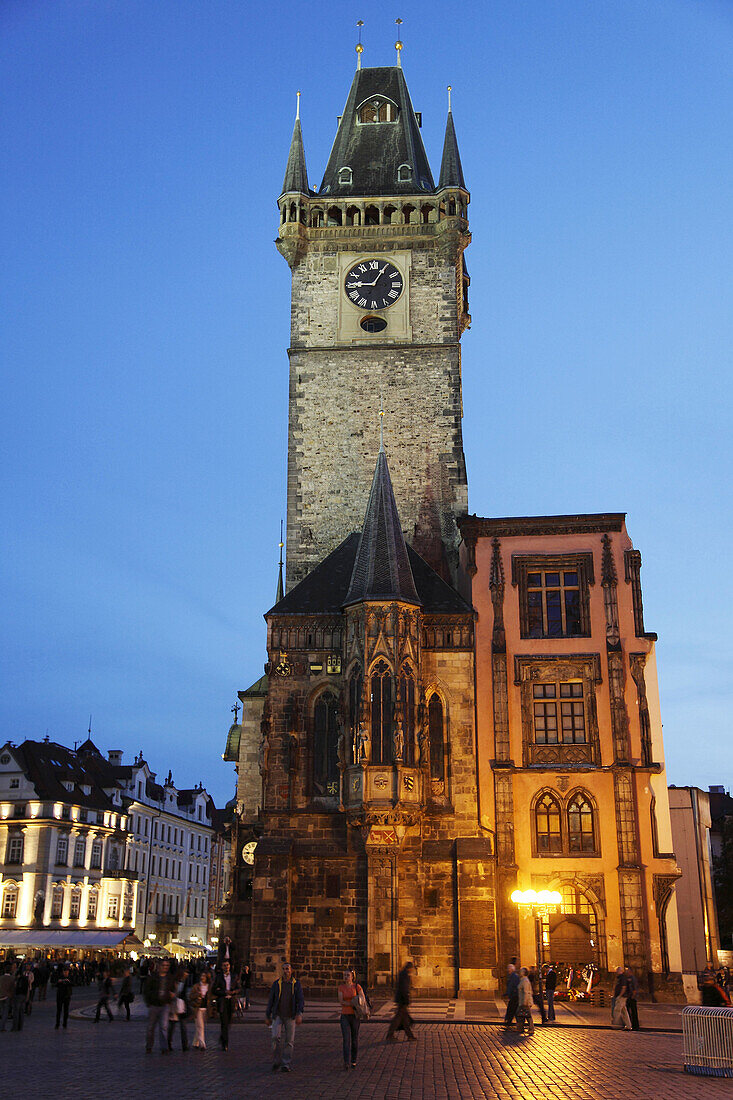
[370,660,393,765]
[513,553,594,639]
[6,834,24,864]
[312,690,340,801]
[515,654,601,768]
[534,791,563,854]
[1,882,18,918]
[531,787,599,858]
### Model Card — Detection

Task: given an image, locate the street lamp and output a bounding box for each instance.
[511,889,562,1020]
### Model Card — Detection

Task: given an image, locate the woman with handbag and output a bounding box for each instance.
[337,967,367,1070]
[168,965,190,1051]
[189,969,211,1050]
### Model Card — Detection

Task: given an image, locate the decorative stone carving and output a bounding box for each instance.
[601,534,620,647]
[357,722,370,764]
[652,872,680,915]
[275,650,292,676]
[629,653,653,766]
[489,537,506,652]
[392,718,404,764]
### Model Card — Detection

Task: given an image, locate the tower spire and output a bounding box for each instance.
[355,20,364,70]
[395,18,403,67]
[438,89,466,190]
[281,97,309,196]
[276,520,284,604]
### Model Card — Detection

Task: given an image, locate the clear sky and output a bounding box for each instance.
[2,0,731,806]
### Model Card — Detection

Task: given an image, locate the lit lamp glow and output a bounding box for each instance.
[511,888,563,1018]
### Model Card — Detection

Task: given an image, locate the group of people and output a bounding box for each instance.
[700,964,732,1007]
[505,957,645,1034]
[610,966,641,1030]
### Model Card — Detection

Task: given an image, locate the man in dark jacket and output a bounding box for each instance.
[94,969,113,1022]
[544,965,557,1022]
[265,962,304,1072]
[624,967,640,1030]
[504,957,520,1027]
[217,936,238,975]
[213,959,240,1051]
[55,965,73,1029]
[12,966,30,1031]
[386,961,417,1042]
[143,959,176,1054]
[528,966,547,1025]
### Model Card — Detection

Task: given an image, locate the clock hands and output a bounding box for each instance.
[347,265,389,289]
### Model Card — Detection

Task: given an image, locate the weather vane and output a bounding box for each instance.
[356,20,364,70]
[395,18,403,67]
[231,700,240,723]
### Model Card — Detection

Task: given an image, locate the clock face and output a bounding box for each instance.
[241,840,257,865]
[344,258,404,311]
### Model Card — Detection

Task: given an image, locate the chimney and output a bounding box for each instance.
[107,749,123,766]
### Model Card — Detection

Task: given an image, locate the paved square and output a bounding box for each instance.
[2,997,730,1100]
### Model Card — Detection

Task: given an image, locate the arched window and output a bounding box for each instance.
[357,98,397,123]
[567,794,595,852]
[370,660,393,764]
[1,882,18,919]
[338,167,352,185]
[397,163,412,183]
[428,694,444,781]
[313,692,339,798]
[349,669,363,757]
[50,883,64,919]
[535,793,562,853]
[399,671,416,765]
[364,205,379,226]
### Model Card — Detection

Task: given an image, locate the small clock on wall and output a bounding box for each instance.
[241,840,257,865]
[344,258,404,311]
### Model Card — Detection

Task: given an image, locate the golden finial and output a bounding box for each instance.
[447,85,452,112]
[296,90,301,121]
[356,20,364,70]
[395,18,403,68]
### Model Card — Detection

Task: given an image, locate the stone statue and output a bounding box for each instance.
[357,723,370,763]
[337,728,347,769]
[258,732,270,776]
[392,718,404,764]
[287,733,299,775]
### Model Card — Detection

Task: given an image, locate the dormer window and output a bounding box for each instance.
[357,97,398,124]
[397,163,412,183]
[338,167,352,185]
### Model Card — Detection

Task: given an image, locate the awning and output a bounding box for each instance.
[0,929,137,949]
[168,940,207,955]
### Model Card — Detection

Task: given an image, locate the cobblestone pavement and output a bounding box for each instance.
[3,997,729,1100]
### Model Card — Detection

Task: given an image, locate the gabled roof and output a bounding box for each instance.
[319,66,434,197]
[281,117,310,196]
[344,448,420,607]
[9,740,122,813]
[438,109,466,190]
[267,534,471,617]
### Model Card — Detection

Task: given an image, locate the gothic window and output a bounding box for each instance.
[6,835,23,864]
[357,98,397,123]
[370,660,393,765]
[338,167,352,185]
[349,669,363,747]
[56,834,68,865]
[533,683,586,744]
[313,692,339,798]
[87,886,98,921]
[567,793,596,853]
[535,793,562,853]
[399,671,416,765]
[514,554,593,639]
[1,882,18,918]
[69,887,81,919]
[51,884,64,919]
[397,163,412,182]
[428,693,445,782]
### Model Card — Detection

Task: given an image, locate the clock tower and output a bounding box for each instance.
[277,64,471,589]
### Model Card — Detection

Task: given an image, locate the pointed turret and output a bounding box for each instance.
[319,66,434,197]
[438,105,466,191]
[281,106,309,196]
[344,446,420,607]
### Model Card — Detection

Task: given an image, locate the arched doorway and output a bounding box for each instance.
[542,883,601,970]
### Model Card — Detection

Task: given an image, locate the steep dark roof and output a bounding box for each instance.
[438,109,466,190]
[319,66,434,197]
[345,448,420,607]
[267,534,471,617]
[11,740,122,812]
[281,117,310,196]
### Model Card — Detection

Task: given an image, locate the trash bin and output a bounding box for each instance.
[682,1006,733,1077]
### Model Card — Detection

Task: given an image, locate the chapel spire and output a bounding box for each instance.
[344,446,420,607]
[281,94,310,196]
[438,89,466,191]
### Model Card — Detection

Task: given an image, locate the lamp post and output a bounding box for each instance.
[511,889,562,1021]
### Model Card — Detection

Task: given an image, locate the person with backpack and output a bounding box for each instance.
[337,967,367,1070]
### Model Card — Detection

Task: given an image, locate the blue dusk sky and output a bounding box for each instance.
[2,1,731,805]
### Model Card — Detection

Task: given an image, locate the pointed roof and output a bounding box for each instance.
[438,109,466,190]
[344,448,420,606]
[319,66,434,197]
[281,118,309,196]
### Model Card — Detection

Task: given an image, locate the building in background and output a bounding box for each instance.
[207,801,234,947]
[668,786,720,991]
[708,784,733,959]
[0,738,137,952]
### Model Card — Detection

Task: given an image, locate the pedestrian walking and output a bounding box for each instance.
[12,966,30,1031]
[94,969,114,1022]
[167,965,190,1051]
[504,957,520,1027]
[611,967,631,1030]
[117,967,134,1021]
[143,958,176,1054]
[240,963,252,1011]
[0,963,16,1031]
[528,965,547,1025]
[213,959,239,1051]
[338,967,366,1069]
[386,961,417,1043]
[624,967,640,1030]
[55,965,73,1029]
[545,964,557,1022]
[516,967,535,1035]
[266,961,304,1072]
[189,970,211,1050]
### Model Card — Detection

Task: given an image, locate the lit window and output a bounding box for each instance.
[535,793,562,853]
[51,885,64,918]
[1,883,18,918]
[107,895,119,920]
[87,888,98,921]
[69,888,81,919]
[567,794,596,853]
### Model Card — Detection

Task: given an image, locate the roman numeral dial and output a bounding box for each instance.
[344,259,404,311]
